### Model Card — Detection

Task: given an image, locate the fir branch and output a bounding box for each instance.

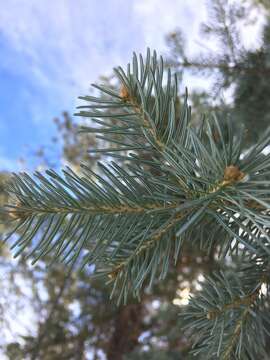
[185,264,270,359]
[3,51,270,357]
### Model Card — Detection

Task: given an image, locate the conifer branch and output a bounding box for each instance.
[3,49,270,358]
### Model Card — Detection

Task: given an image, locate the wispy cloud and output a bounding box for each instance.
[0,0,204,98]
[0,0,265,102]
[0,0,205,167]
[0,0,265,170]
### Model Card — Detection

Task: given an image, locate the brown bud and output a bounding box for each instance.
[108,270,118,280]
[206,311,216,320]
[119,85,130,100]
[108,265,123,280]
[8,201,28,221]
[223,165,245,183]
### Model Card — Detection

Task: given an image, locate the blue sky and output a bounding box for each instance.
[0,0,208,171]
[0,0,264,171]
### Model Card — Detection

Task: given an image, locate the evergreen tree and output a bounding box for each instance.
[166,0,270,143]
[3,46,270,359]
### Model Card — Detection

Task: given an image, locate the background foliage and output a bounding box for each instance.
[1,0,270,359]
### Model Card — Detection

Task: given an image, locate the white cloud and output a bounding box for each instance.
[0,0,265,126]
[134,0,207,52]
[0,0,206,99]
